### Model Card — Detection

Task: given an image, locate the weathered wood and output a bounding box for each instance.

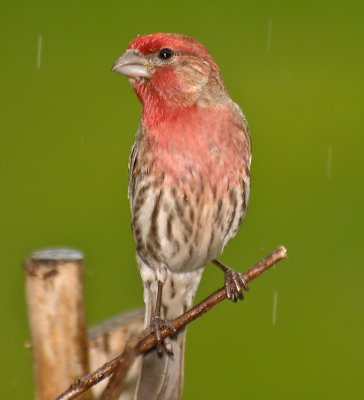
[24,248,91,400]
[88,309,144,400]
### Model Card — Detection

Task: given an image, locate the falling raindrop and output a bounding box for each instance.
[272,290,278,325]
[36,35,43,70]
[327,145,332,179]
[267,18,273,53]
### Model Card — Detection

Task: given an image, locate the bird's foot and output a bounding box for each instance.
[212,259,249,302]
[147,316,177,355]
[224,266,249,302]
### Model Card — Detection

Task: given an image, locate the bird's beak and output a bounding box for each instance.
[112,50,152,79]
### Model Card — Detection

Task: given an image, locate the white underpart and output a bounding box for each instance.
[139,257,203,324]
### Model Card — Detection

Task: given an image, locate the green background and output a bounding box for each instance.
[1,0,363,398]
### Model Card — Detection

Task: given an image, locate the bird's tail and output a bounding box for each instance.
[134,266,203,400]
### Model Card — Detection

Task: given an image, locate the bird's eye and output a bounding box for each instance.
[158,48,174,60]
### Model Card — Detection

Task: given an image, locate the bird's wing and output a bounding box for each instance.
[128,124,143,204]
[232,101,252,165]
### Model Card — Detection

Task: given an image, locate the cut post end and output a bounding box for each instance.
[31,248,84,261]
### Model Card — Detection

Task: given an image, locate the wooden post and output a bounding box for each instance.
[24,249,92,400]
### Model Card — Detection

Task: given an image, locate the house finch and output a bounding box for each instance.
[113,33,251,400]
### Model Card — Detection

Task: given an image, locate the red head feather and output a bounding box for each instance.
[124,33,225,128]
[128,33,218,69]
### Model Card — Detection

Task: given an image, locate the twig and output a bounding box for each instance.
[99,335,141,400]
[88,309,144,399]
[56,245,287,400]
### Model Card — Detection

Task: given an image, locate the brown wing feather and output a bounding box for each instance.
[128,124,144,204]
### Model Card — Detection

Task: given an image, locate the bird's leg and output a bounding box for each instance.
[149,280,177,355]
[212,258,249,302]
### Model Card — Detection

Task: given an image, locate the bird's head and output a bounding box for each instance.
[112,33,227,113]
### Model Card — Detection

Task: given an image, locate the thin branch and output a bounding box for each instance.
[88,308,144,399]
[99,357,134,400]
[99,339,140,400]
[56,245,287,400]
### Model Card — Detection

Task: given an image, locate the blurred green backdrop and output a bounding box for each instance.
[1,0,363,398]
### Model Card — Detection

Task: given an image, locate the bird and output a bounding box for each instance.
[112,33,251,400]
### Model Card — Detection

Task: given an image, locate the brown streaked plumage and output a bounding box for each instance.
[113,32,251,400]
